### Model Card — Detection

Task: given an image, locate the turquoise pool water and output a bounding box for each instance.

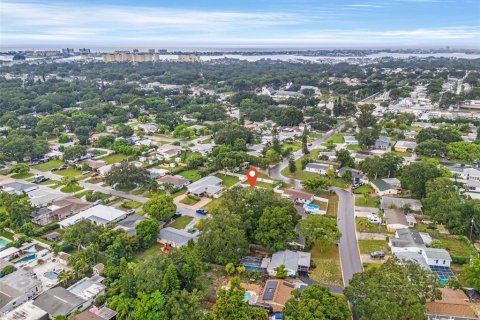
[0,238,10,247]
[243,291,253,303]
[44,271,59,280]
[306,204,320,210]
[14,254,36,267]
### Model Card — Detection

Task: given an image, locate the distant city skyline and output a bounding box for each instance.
[1,0,479,48]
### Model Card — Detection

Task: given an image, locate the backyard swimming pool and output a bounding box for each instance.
[0,238,10,248]
[44,271,59,280]
[14,254,37,267]
[243,291,257,304]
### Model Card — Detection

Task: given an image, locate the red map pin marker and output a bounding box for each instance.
[246,167,258,188]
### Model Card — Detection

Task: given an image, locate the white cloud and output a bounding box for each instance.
[0,0,478,46]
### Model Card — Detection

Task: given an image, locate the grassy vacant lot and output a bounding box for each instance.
[203,197,222,213]
[33,160,64,171]
[282,142,302,152]
[102,154,130,165]
[179,169,202,182]
[134,242,163,261]
[324,134,344,144]
[60,185,83,193]
[255,181,279,191]
[309,241,343,287]
[121,200,143,209]
[358,240,390,254]
[180,195,201,205]
[434,237,475,257]
[352,184,372,194]
[168,216,194,229]
[56,168,83,178]
[347,145,362,151]
[354,195,380,208]
[214,173,239,188]
[11,172,33,179]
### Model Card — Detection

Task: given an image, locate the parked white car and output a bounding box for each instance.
[367,214,382,224]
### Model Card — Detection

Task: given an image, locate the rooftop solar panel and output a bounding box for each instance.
[262,281,278,300]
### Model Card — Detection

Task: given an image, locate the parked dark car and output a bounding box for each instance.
[50,168,58,172]
[196,209,208,215]
[171,213,182,220]
[370,251,385,259]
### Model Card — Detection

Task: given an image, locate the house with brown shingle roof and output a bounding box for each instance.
[426,288,478,320]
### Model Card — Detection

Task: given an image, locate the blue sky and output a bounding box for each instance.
[1,0,479,48]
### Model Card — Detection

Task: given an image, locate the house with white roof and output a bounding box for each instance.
[187,176,224,197]
[262,250,311,277]
[58,205,126,228]
[344,136,359,145]
[157,145,181,160]
[394,141,417,153]
[304,163,331,176]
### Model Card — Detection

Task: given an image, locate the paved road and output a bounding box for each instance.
[269,124,345,187]
[30,169,149,203]
[332,187,363,286]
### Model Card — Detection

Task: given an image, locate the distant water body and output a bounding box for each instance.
[1,52,480,63]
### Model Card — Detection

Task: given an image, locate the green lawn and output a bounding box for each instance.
[352,184,373,194]
[121,200,143,209]
[180,195,201,205]
[281,149,323,181]
[434,237,475,257]
[134,243,163,261]
[309,241,343,287]
[356,217,387,233]
[203,197,222,213]
[84,177,103,184]
[74,190,91,199]
[11,172,33,179]
[116,184,136,192]
[179,169,202,182]
[282,142,302,152]
[102,154,130,165]
[324,134,344,144]
[33,160,64,171]
[200,138,212,144]
[214,173,239,188]
[56,168,83,178]
[358,240,390,254]
[355,195,380,208]
[347,145,363,151]
[255,181,279,190]
[60,185,83,193]
[168,216,194,229]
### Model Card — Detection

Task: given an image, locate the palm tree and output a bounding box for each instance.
[57,270,74,287]
[62,177,79,191]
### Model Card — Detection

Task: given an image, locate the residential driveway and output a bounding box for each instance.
[357,233,387,240]
[332,187,363,287]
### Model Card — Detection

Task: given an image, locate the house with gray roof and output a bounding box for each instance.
[157,227,199,248]
[262,250,311,277]
[304,163,331,176]
[1,181,38,195]
[0,270,43,315]
[33,287,86,318]
[344,135,359,145]
[373,136,390,150]
[114,214,148,235]
[187,176,224,197]
[2,301,48,320]
[384,208,416,232]
[389,228,432,254]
